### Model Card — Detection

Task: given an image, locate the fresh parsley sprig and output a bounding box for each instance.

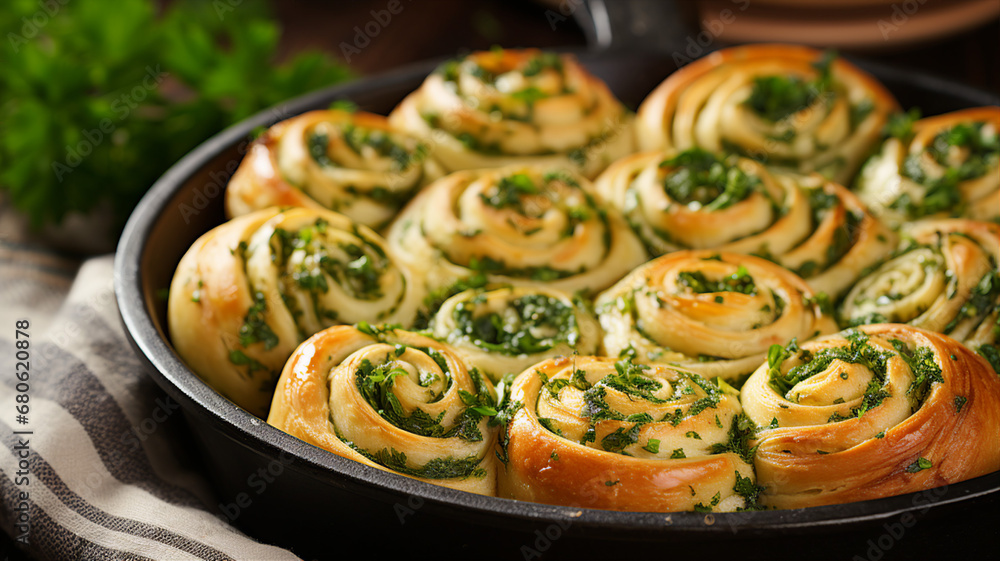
[0,0,353,231]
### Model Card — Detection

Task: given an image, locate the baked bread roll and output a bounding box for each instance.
[856,107,1000,226]
[168,208,420,416]
[595,149,896,297]
[496,355,757,512]
[226,110,440,228]
[596,251,837,382]
[636,44,898,184]
[386,166,647,300]
[839,219,999,369]
[389,48,633,178]
[741,324,1000,509]
[428,286,601,383]
[268,325,497,495]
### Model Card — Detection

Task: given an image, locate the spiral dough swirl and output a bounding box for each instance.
[636,44,898,184]
[390,49,634,178]
[740,324,1000,509]
[496,356,756,512]
[595,149,896,297]
[169,208,420,416]
[596,251,837,382]
[840,219,1000,358]
[226,110,440,228]
[429,286,602,383]
[387,166,647,297]
[268,325,498,494]
[856,107,1000,226]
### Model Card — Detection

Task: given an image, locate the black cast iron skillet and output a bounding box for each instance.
[115,44,1000,561]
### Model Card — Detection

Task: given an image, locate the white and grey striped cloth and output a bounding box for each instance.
[0,240,300,560]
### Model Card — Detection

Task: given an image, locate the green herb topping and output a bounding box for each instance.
[451,292,580,356]
[677,265,757,296]
[744,51,836,123]
[660,149,761,211]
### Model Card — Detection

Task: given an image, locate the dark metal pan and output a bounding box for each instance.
[115,47,1000,560]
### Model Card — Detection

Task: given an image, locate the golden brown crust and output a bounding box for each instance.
[742,324,1000,509]
[389,49,633,178]
[268,325,497,495]
[168,207,421,416]
[386,165,647,298]
[497,356,754,512]
[856,106,1000,226]
[840,219,1000,350]
[596,250,838,381]
[594,150,896,297]
[226,110,439,228]
[636,44,899,184]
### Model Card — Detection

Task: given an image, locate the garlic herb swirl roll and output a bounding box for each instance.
[840,219,1000,370]
[268,324,497,494]
[429,286,601,382]
[389,49,633,178]
[226,109,440,228]
[169,208,420,416]
[596,251,837,382]
[496,356,757,512]
[856,107,1000,226]
[594,148,896,297]
[387,166,647,298]
[741,325,1000,509]
[636,45,898,184]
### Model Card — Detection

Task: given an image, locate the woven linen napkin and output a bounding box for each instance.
[0,240,300,560]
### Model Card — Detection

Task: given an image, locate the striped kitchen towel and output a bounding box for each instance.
[0,243,300,560]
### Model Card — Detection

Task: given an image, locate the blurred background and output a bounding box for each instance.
[0,0,997,256]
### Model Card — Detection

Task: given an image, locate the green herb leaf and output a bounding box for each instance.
[643,438,661,454]
[0,0,353,231]
[905,457,932,473]
[954,395,968,413]
[660,149,760,210]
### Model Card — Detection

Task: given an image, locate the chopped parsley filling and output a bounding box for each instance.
[768,331,945,420]
[893,121,999,218]
[354,351,496,442]
[451,292,580,356]
[238,291,279,350]
[744,51,835,123]
[659,149,761,210]
[676,264,757,296]
[271,219,389,303]
[768,332,891,416]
